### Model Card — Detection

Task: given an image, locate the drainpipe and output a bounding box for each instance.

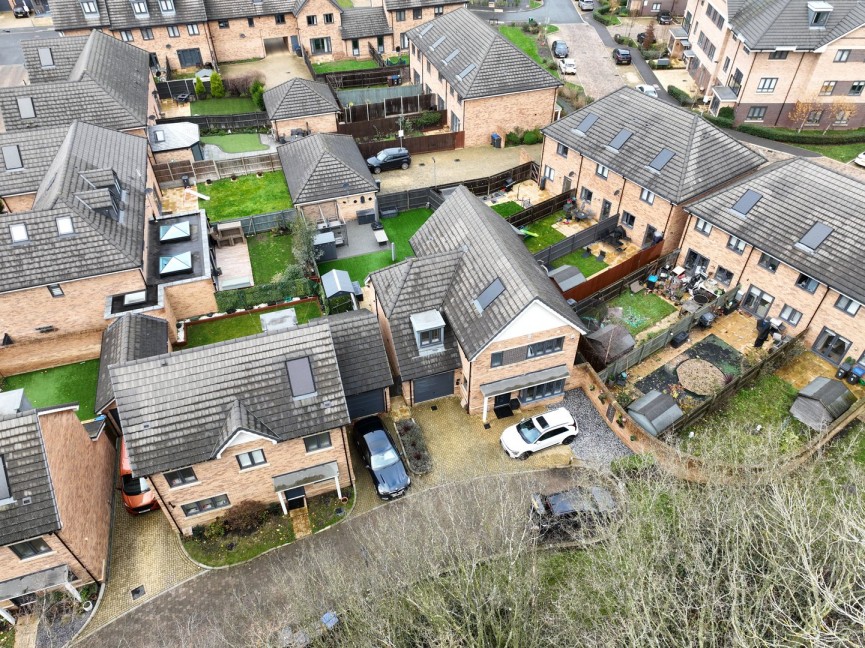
[614,174,626,216]
[661,202,675,243]
[774,52,806,127]
[53,532,98,585]
[803,284,832,331]
[341,425,354,488]
[465,359,472,414]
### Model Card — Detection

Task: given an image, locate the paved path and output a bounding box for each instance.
[76,468,589,647]
[0,22,58,66]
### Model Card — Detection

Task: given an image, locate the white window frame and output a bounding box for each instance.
[187,23,199,35]
[56,216,74,235]
[596,163,609,179]
[640,187,654,205]
[835,294,860,316]
[834,49,851,62]
[695,218,712,235]
[820,80,837,96]
[167,25,180,37]
[756,77,778,93]
[779,304,802,326]
[9,223,28,243]
[727,236,746,254]
[236,448,267,470]
[120,30,133,42]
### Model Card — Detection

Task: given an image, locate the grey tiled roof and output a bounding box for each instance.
[101,0,208,30]
[409,186,586,360]
[728,0,865,50]
[278,133,377,205]
[341,7,392,39]
[22,37,90,83]
[264,78,340,121]
[384,0,464,11]
[0,126,70,198]
[203,0,298,21]
[542,87,765,204]
[686,157,865,306]
[327,309,393,396]
[95,314,170,414]
[0,121,149,293]
[370,252,463,380]
[109,319,351,477]
[148,122,201,152]
[50,0,111,30]
[406,8,561,100]
[0,413,60,547]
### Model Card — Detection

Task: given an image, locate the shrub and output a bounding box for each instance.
[209,72,225,98]
[413,110,443,128]
[203,519,226,540]
[222,500,270,535]
[194,76,206,99]
[250,79,265,111]
[191,524,206,539]
[223,73,260,97]
[523,129,542,145]
[396,419,433,474]
[702,112,734,129]
[718,106,735,120]
[505,131,522,147]
[667,84,694,106]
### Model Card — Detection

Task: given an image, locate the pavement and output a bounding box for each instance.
[0,18,58,88]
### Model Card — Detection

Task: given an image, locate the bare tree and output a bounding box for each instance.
[788,94,824,133]
[823,98,858,135]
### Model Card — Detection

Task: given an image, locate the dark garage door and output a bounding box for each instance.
[346,389,385,420]
[414,371,454,404]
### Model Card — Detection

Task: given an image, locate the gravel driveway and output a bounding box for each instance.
[552,389,632,471]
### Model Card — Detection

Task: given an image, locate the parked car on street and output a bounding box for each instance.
[500,408,577,460]
[529,486,617,539]
[657,11,672,24]
[366,147,411,174]
[12,4,30,16]
[612,48,632,65]
[120,439,159,515]
[354,416,411,500]
[558,58,577,75]
[552,40,569,59]
[854,151,865,167]
[636,84,659,98]
[578,0,594,10]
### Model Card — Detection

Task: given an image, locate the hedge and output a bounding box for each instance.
[214,279,317,311]
[593,10,619,25]
[702,113,734,129]
[737,123,865,144]
[667,85,695,106]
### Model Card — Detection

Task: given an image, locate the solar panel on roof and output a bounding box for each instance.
[571,112,598,136]
[730,189,762,217]
[443,49,460,64]
[431,35,446,50]
[648,148,675,172]
[608,128,633,151]
[473,277,505,313]
[796,222,833,253]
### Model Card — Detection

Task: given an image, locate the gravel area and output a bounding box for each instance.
[36,605,93,648]
[551,389,633,472]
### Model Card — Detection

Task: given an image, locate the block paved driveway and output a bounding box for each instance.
[550,23,633,101]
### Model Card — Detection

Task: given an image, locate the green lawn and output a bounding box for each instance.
[795,142,864,163]
[1,360,100,421]
[498,26,560,78]
[606,290,677,336]
[318,251,394,284]
[200,134,268,153]
[0,624,13,648]
[182,510,295,567]
[198,171,291,222]
[247,231,295,284]
[550,250,608,277]
[491,201,525,218]
[312,59,379,74]
[335,0,353,7]
[381,208,433,260]
[522,212,566,253]
[309,488,354,532]
[190,97,260,115]
[185,301,321,348]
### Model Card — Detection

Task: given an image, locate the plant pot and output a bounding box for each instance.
[340,496,349,503]
[205,179,213,185]
[82,600,93,612]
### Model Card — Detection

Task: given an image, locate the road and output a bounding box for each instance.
[472,0,585,25]
[0,23,58,65]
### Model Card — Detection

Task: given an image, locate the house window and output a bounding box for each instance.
[275,13,286,24]
[777,304,802,326]
[167,25,180,37]
[17,97,35,119]
[434,5,444,15]
[164,467,197,488]
[756,77,778,93]
[706,3,724,28]
[377,35,384,53]
[8,538,51,560]
[651,2,660,11]
[727,236,746,253]
[796,273,819,293]
[38,47,54,68]
[768,51,788,60]
[248,17,254,26]
[351,39,360,56]
[413,7,422,18]
[520,379,565,403]
[56,216,74,235]
[543,165,555,181]
[9,223,28,242]
[556,143,568,158]
[809,8,830,27]
[835,49,850,62]
[850,81,865,96]
[820,80,837,95]
[304,432,332,453]
[580,187,593,202]
[426,60,431,73]
[746,106,767,121]
[741,285,774,318]
[307,15,317,26]
[159,0,174,12]
[695,218,712,235]
[323,12,334,23]
[640,187,654,205]
[80,1,98,15]
[402,33,409,49]
[834,110,850,125]
[722,56,730,73]
[835,294,860,316]
[419,328,442,347]
[181,494,230,517]
[236,449,267,469]
[621,211,636,228]
[715,266,733,285]
[141,27,154,40]
[310,38,331,54]
[491,352,503,368]
[806,110,823,124]
[729,68,743,95]
[527,337,564,358]
[697,31,716,59]
[120,30,134,41]
[0,455,10,503]
[217,20,229,29]
[596,163,609,179]
[396,9,406,20]
[48,284,64,298]
[187,24,199,35]
[131,0,148,15]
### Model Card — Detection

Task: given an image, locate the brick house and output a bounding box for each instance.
[108,314,392,535]
[678,157,865,364]
[406,7,562,147]
[148,122,203,164]
[0,31,161,137]
[369,186,586,421]
[0,402,115,621]
[385,0,465,52]
[263,78,340,139]
[278,133,378,224]
[626,0,687,18]
[0,121,216,376]
[539,87,765,256]
[679,0,865,129]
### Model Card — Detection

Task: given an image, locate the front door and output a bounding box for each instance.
[813,327,851,365]
[561,176,572,194]
[494,393,511,407]
[290,35,299,51]
[601,199,612,219]
[283,486,306,511]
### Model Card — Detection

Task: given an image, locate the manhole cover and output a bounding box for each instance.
[431,405,438,411]
[131,585,146,601]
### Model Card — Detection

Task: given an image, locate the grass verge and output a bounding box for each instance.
[198,171,291,221]
[200,134,268,153]
[247,231,295,284]
[312,59,378,74]
[498,26,560,78]
[1,360,100,421]
[185,301,321,347]
[607,290,677,336]
[190,97,259,115]
[795,142,863,163]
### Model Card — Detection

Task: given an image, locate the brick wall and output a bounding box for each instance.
[163,278,218,320]
[209,16,297,62]
[803,288,865,360]
[336,191,378,221]
[296,0,345,61]
[40,409,115,583]
[152,428,353,534]
[2,193,36,213]
[372,290,401,377]
[273,112,338,138]
[462,88,559,148]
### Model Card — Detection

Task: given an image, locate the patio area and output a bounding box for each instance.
[161,186,200,215]
[214,240,254,290]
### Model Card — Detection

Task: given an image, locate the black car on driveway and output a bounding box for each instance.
[657,11,672,24]
[13,4,30,16]
[612,48,632,65]
[366,147,411,174]
[354,416,411,500]
[552,40,569,59]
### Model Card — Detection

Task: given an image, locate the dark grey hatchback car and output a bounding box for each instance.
[354,416,411,500]
[366,147,411,174]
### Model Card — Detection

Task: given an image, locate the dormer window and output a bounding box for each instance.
[808,1,832,27]
[80,0,99,16]
[131,0,148,16]
[411,310,446,355]
[159,0,175,14]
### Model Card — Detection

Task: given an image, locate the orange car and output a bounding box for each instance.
[120,439,159,515]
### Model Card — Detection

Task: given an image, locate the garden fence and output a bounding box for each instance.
[377,188,446,213]
[560,241,667,303]
[336,84,425,105]
[155,78,210,100]
[224,209,298,235]
[154,152,281,186]
[596,284,742,382]
[571,249,682,310]
[157,112,269,130]
[356,131,464,158]
[339,94,438,122]
[337,109,445,140]
[532,216,621,265]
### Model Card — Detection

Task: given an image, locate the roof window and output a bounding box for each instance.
[570,112,598,137]
[607,128,633,152]
[456,63,475,82]
[647,148,674,172]
[410,310,446,355]
[474,277,505,313]
[159,221,191,242]
[795,222,832,253]
[56,216,74,236]
[158,0,175,14]
[729,188,762,217]
[2,145,22,170]
[286,357,315,398]
[153,130,165,143]
[9,223,28,243]
[443,49,460,65]
[159,251,192,276]
[808,1,832,27]
[17,97,35,119]
[0,455,12,505]
[431,35,446,50]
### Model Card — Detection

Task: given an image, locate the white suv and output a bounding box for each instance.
[500,408,577,460]
[578,0,594,10]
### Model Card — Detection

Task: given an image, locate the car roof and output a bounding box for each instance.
[363,428,394,454]
[354,415,385,435]
[382,147,408,154]
[534,407,573,429]
[616,48,631,54]
[547,489,596,516]
[562,58,576,64]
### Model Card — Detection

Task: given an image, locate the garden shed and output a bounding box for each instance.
[321,269,362,310]
[790,377,855,431]
[581,324,635,370]
[627,390,684,437]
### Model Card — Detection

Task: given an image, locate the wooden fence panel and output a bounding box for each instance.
[562,241,666,303]
[336,110,445,140]
[532,216,619,265]
[356,131,461,158]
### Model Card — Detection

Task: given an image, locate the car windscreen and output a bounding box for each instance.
[122,474,151,496]
[370,447,400,471]
[375,150,389,161]
[517,419,541,444]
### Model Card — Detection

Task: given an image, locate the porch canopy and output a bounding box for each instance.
[0,564,78,603]
[480,365,570,399]
[272,461,342,511]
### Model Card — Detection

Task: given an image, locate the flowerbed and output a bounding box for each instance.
[396,418,433,474]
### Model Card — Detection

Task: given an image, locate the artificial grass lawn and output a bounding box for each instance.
[182,511,296,567]
[1,360,100,421]
[317,251,393,284]
[607,290,677,336]
[522,212,566,253]
[550,250,608,277]
[491,201,525,218]
[198,171,291,221]
[190,97,259,115]
[200,134,268,153]
[312,59,378,74]
[795,142,864,163]
[0,624,12,648]
[185,301,321,348]
[247,231,295,284]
